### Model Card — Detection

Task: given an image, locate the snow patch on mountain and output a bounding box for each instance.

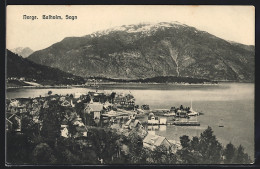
[89,21,189,37]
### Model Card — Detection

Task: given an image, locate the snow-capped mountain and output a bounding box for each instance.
[27,22,254,82]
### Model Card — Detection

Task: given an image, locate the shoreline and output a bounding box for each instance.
[6,82,222,90]
[6,81,255,90]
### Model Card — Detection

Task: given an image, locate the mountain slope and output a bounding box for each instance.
[28,22,255,82]
[10,47,34,58]
[7,50,85,86]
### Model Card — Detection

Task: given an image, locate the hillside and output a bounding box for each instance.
[7,50,85,86]
[28,22,255,82]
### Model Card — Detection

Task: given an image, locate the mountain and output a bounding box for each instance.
[28,22,255,82]
[10,47,34,58]
[7,50,85,86]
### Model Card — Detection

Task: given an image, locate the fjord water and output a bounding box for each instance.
[6,83,254,158]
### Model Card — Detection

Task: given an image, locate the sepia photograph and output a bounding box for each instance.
[5,5,255,165]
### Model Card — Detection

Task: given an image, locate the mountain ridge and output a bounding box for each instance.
[27,22,255,82]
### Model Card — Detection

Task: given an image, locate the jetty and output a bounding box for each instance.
[173,121,200,126]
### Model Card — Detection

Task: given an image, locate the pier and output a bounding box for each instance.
[173,121,200,126]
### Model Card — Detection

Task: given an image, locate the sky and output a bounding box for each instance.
[6,5,255,51]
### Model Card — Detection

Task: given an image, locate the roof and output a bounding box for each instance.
[133,120,141,127]
[9,100,20,107]
[143,133,170,147]
[61,100,70,106]
[149,113,154,116]
[76,126,88,132]
[125,119,132,126]
[88,102,103,112]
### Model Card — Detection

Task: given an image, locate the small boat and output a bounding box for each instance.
[218,119,224,127]
[188,99,199,116]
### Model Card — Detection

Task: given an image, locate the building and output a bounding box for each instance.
[143,133,172,150]
[60,125,69,138]
[124,119,143,130]
[84,102,104,119]
[159,117,167,125]
[61,100,71,107]
[6,113,21,132]
[74,92,83,99]
[71,116,88,138]
[114,93,135,110]
[148,113,159,124]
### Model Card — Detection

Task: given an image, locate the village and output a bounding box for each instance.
[6,89,203,158]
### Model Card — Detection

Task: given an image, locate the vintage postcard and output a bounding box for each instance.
[6,5,255,165]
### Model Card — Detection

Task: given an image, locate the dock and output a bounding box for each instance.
[173,121,200,126]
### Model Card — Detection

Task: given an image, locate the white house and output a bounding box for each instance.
[60,125,69,138]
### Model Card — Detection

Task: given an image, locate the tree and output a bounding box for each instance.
[21,114,38,136]
[223,142,236,164]
[39,100,66,145]
[233,145,252,164]
[180,135,190,149]
[177,127,223,164]
[6,133,33,164]
[32,143,57,164]
[190,136,200,151]
[127,131,144,164]
[199,126,222,164]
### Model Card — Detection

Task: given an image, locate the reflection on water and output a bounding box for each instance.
[6,83,254,158]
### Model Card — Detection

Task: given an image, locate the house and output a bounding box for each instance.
[70,115,88,138]
[17,105,27,113]
[143,133,172,150]
[124,119,143,129]
[9,99,20,109]
[59,96,66,102]
[72,115,85,126]
[61,100,71,107]
[43,101,49,109]
[84,102,104,119]
[6,113,21,132]
[6,118,13,131]
[103,101,112,111]
[159,117,167,125]
[148,113,159,124]
[60,125,69,138]
[74,92,82,99]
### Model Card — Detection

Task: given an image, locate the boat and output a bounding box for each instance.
[188,111,199,116]
[176,110,189,118]
[218,119,224,127]
[188,99,199,116]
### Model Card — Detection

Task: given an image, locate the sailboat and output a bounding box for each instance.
[188,99,199,116]
[218,119,224,127]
